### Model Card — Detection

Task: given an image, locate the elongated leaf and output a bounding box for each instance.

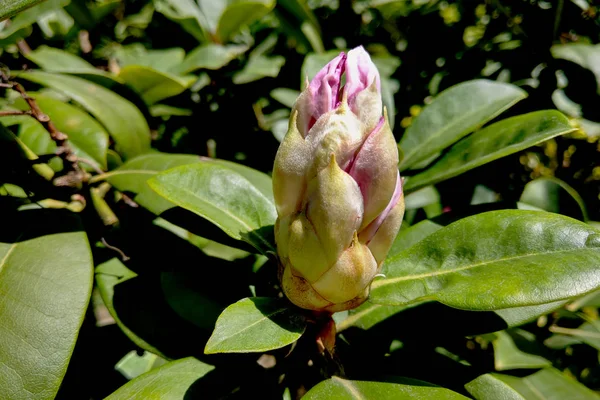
[101,153,273,214]
[398,80,527,170]
[0,211,93,400]
[106,357,214,400]
[149,163,277,253]
[216,0,275,43]
[17,71,150,159]
[112,44,185,73]
[370,210,600,310]
[0,0,45,20]
[205,297,305,354]
[304,377,469,400]
[466,369,600,400]
[118,66,196,105]
[403,110,576,193]
[25,45,97,72]
[172,43,249,75]
[336,302,422,332]
[11,94,109,169]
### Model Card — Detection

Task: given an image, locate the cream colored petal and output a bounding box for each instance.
[350,80,382,133]
[281,264,332,311]
[363,192,405,265]
[272,111,311,217]
[287,213,330,283]
[312,236,377,304]
[305,154,363,264]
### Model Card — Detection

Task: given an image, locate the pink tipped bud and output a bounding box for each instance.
[273,46,404,312]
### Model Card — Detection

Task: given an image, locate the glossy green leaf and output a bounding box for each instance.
[101,153,272,215]
[17,71,150,159]
[216,0,275,43]
[398,80,527,170]
[370,210,600,310]
[0,0,68,39]
[336,302,421,332]
[25,45,97,72]
[520,176,588,221]
[551,44,600,93]
[106,357,214,400]
[404,110,576,193]
[172,43,249,75]
[0,0,45,20]
[304,377,470,400]
[466,369,600,400]
[491,331,552,371]
[232,54,286,84]
[153,0,208,41]
[118,65,196,105]
[271,88,300,108]
[95,258,164,356]
[149,163,276,253]
[114,350,166,380]
[0,211,93,400]
[205,297,306,354]
[11,94,109,169]
[112,44,185,73]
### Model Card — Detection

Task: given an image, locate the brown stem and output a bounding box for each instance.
[0,109,31,117]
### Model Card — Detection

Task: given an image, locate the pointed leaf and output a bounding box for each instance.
[370,210,600,310]
[398,80,527,170]
[149,163,276,253]
[118,65,196,105]
[491,331,552,371]
[0,211,93,400]
[205,297,306,354]
[466,369,600,400]
[304,377,470,400]
[216,0,275,43]
[106,357,214,400]
[404,110,576,193]
[17,71,150,159]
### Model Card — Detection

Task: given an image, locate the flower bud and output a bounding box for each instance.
[273,46,404,312]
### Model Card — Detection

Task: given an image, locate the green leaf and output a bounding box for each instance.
[106,357,214,400]
[148,163,277,253]
[0,0,69,39]
[398,79,527,170]
[304,377,470,400]
[549,321,600,351]
[205,297,305,354]
[114,350,166,380]
[490,331,552,371]
[233,54,286,84]
[370,210,600,310]
[336,302,422,332]
[216,0,275,43]
[112,44,186,73]
[153,0,208,42]
[0,0,45,20]
[403,110,576,193]
[12,94,109,169]
[118,65,196,105]
[270,88,300,108]
[0,211,93,400]
[101,153,273,215]
[551,44,600,93]
[466,369,600,400]
[172,43,249,75]
[520,176,589,221]
[25,45,98,72]
[17,71,150,159]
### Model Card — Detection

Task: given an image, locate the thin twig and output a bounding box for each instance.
[101,237,130,261]
[0,72,88,186]
[0,109,31,117]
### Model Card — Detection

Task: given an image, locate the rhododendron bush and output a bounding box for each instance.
[1,1,600,399]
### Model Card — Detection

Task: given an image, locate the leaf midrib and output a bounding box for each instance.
[153,180,275,253]
[401,93,523,167]
[209,306,290,351]
[374,246,600,290]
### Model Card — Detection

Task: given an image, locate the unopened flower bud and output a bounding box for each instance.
[273,46,404,312]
